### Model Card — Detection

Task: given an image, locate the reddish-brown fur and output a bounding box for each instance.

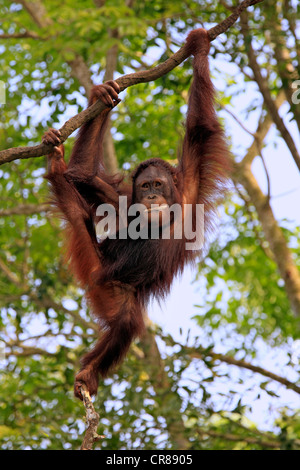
[44,29,231,399]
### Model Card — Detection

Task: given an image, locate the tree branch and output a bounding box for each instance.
[68,55,94,98]
[0,258,22,287]
[14,1,94,100]
[239,11,300,172]
[140,319,190,449]
[16,0,52,28]
[0,32,46,40]
[80,384,104,450]
[235,162,300,317]
[179,343,300,395]
[0,203,49,216]
[226,100,300,318]
[219,103,257,138]
[102,26,120,175]
[240,92,285,166]
[0,0,264,166]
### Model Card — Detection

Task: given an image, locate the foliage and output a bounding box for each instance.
[0,0,299,450]
[195,196,299,342]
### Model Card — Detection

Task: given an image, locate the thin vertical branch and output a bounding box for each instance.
[80,384,104,450]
